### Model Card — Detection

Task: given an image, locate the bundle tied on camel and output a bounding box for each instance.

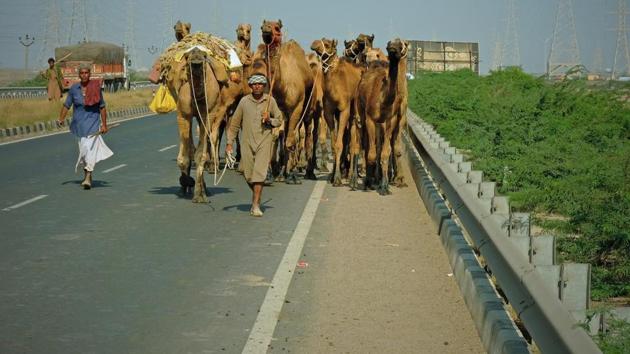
[158,32,243,84]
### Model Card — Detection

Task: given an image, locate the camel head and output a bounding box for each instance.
[386,38,409,61]
[236,23,251,43]
[310,38,337,62]
[344,39,361,59]
[356,33,375,50]
[261,19,283,45]
[366,48,388,64]
[174,20,191,41]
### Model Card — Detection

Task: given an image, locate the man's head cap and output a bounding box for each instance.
[248,74,267,85]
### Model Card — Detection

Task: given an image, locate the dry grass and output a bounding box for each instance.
[0,88,153,129]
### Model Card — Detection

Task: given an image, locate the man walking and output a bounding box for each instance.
[226,73,282,217]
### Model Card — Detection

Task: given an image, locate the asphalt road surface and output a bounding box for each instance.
[0,113,485,353]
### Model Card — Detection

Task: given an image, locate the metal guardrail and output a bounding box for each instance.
[0,81,156,100]
[405,109,601,354]
[0,86,47,99]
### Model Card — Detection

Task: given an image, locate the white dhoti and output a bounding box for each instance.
[75,135,114,173]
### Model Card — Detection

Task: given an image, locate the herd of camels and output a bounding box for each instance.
[157,20,409,203]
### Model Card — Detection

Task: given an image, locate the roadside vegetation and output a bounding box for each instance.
[0,88,153,129]
[407,68,629,301]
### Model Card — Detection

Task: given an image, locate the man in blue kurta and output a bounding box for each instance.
[58,65,112,189]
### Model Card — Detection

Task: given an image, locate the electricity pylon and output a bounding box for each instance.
[612,0,630,79]
[547,0,581,77]
[501,0,520,67]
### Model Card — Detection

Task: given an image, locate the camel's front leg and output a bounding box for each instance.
[177,112,195,194]
[317,116,330,172]
[363,116,378,191]
[392,109,407,187]
[332,108,351,186]
[304,118,318,180]
[285,107,304,185]
[378,120,395,196]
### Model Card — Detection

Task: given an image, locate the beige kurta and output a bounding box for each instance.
[227,93,283,183]
[45,67,62,101]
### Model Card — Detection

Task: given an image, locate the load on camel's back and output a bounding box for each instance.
[157,31,245,203]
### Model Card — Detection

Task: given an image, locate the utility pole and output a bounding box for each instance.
[547,0,581,78]
[19,34,35,80]
[612,0,630,79]
[501,0,520,68]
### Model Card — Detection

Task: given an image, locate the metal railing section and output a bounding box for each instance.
[405,109,601,354]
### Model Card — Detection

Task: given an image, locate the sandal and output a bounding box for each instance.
[249,206,263,217]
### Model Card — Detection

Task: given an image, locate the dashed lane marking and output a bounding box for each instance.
[2,195,48,211]
[158,144,177,152]
[103,164,127,173]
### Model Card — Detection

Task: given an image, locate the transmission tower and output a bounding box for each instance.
[547,0,581,77]
[612,0,630,79]
[124,0,138,69]
[501,0,520,67]
[38,0,61,65]
[161,0,175,49]
[68,0,89,44]
[491,31,503,71]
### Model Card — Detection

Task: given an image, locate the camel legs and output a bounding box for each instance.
[176,112,195,194]
[304,117,318,180]
[391,110,408,187]
[363,116,378,190]
[192,112,210,203]
[331,107,351,187]
[378,120,395,196]
[317,116,330,173]
[348,116,361,191]
[284,106,305,185]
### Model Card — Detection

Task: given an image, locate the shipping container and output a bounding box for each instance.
[405,40,479,75]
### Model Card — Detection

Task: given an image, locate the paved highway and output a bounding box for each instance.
[0,113,485,353]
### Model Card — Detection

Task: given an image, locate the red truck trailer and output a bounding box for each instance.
[55,41,129,91]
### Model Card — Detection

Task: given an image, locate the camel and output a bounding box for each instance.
[235,23,252,53]
[174,21,191,41]
[253,19,315,183]
[357,38,409,195]
[163,44,225,203]
[366,47,388,64]
[344,33,374,65]
[306,52,329,172]
[310,38,364,189]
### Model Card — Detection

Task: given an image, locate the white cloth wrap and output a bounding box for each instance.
[75,135,113,172]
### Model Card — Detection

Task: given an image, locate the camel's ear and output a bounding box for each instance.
[332,39,338,48]
[208,57,228,85]
[174,20,181,31]
[344,40,350,47]
[370,34,375,42]
[278,19,283,28]
[246,24,251,31]
[185,23,191,32]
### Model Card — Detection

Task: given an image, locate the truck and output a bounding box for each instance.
[405,40,479,75]
[54,41,129,92]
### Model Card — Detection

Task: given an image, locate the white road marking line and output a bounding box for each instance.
[158,144,177,152]
[2,195,48,211]
[103,164,127,173]
[242,180,327,354]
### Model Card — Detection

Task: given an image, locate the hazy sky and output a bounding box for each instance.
[0,0,624,74]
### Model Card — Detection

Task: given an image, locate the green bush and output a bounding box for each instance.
[408,68,630,300]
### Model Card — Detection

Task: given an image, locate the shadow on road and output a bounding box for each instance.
[148,185,233,199]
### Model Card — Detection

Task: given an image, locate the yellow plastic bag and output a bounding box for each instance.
[149,84,177,113]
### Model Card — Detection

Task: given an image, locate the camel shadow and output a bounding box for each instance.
[149,186,233,199]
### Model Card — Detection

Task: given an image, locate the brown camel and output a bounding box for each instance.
[174,21,191,41]
[253,19,315,182]
[344,33,374,65]
[366,47,388,64]
[311,38,364,189]
[357,38,409,195]
[306,52,329,172]
[163,43,224,203]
